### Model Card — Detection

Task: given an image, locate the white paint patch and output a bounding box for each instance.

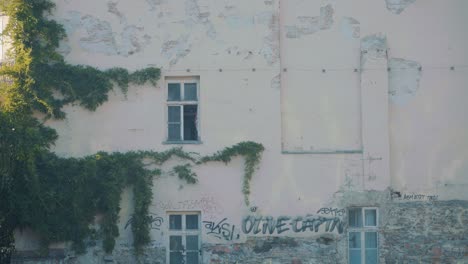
[225,16,254,29]
[341,17,360,39]
[385,0,416,14]
[388,58,422,105]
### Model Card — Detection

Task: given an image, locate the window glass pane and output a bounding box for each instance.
[349,208,362,228]
[168,83,181,101]
[349,249,361,264]
[365,232,378,248]
[365,209,377,226]
[184,83,197,101]
[168,106,181,122]
[169,236,183,250]
[365,249,378,264]
[186,235,199,250]
[169,215,182,230]
[349,232,361,248]
[183,105,198,141]
[186,252,199,264]
[170,252,183,264]
[168,124,181,141]
[186,215,199,230]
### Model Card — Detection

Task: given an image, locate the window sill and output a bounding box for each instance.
[162,140,203,145]
[281,149,363,154]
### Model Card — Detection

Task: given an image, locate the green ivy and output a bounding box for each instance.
[173,164,198,184]
[200,142,265,205]
[0,0,264,258]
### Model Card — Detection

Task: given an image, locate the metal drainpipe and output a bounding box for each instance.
[278,0,284,151]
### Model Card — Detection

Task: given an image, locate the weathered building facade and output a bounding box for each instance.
[10,0,468,263]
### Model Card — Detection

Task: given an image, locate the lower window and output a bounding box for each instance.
[348,207,378,264]
[168,212,201,264]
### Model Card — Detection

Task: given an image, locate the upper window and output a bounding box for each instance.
[166,78,199,143]
[348,207,378,264]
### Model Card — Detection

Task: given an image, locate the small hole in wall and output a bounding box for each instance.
[252,68,256,72]
[387,67,391,72]
[219,68,223,72]
[450,66,455,71]
[322,69,326,73]
[283,68,287,72]
[354,68,359,73]
[186,69,191,72]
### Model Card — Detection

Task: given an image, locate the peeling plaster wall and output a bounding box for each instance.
[53,0,281,70]
[388,58,421,105]
[12,0,468,263]
[281,0,363,153]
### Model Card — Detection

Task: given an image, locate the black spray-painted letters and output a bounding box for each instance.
[203,218,240,241]
[242,215,344,235]
[125,213,163,230]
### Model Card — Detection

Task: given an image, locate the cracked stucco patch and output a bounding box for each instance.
[271,74,280,90]
[285,17,320,38]
[77,14,117,55]
[261,13,280,65]
[388,58,421,105]
[161,35,191,66]
[341,17,360,39]
[59,7,151,57]
[185,0,217,39]
[224,47,256,61]
[146,0,166,11]
[107,1,125,24]
[385,0,416,14]
[319,4,334,30]
[360,33,388,67]
[285,4,334,39]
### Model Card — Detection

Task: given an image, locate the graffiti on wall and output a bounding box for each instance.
[242,215,344,235]
[202,210,346,241]
[391,190,438,201]
[203,218,240,241]
[153,196,223,219]
[443,246,467,258]
[125,213,163,230]
[316,207,346,217]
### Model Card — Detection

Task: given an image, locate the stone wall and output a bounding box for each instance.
[11,198,468,264]
[380,200,468,263]
[203,236,344,264]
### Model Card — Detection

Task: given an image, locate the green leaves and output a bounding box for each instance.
[200,141,265,205]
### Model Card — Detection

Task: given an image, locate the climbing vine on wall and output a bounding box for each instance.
[0,0,264,258]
